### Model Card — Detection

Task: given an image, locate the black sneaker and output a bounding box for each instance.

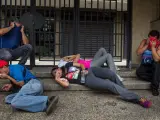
[152,89,159,96]
[46,96,59,115]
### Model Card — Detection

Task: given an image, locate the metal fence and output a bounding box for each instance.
[0,0,132,67]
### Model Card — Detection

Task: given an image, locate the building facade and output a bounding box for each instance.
[0,0,159,67]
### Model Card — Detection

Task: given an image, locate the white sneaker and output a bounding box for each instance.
[116,66,120,71]
[117,74,124,81]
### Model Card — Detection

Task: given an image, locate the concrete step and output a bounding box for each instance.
[31,67,137,78]
[0,78,150,92]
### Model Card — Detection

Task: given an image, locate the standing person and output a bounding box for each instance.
[0,60,58,115]
[0,17,32,65]
[136,30,160,96]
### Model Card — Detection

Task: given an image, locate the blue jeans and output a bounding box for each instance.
[5,79,48,112]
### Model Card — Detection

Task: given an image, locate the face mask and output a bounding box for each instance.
[149,36,157,41]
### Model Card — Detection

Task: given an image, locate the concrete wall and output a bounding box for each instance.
[132,0,157,64]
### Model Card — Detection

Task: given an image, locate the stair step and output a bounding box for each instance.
[31,68,137,78]
[0,78,150,92]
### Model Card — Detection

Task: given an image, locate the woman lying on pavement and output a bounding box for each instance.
[58,47,123,81]
[51,62,152,108]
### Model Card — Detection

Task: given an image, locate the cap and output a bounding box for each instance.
[0,60,8,68]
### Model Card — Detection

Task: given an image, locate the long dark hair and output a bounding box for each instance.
[51,66,66,79]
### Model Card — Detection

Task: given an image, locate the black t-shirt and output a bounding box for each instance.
[64,62,82,84]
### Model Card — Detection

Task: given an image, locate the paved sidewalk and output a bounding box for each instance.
[0,90,159,120]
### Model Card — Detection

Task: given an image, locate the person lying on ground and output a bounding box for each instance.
[51,62,152,108]
[0,60,58,115]
[58,47,123,81]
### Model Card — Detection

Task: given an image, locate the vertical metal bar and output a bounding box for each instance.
[84,0,87,59]
[49,0,51,58]
[30,0,36,67]
[59,0,61,56]
[109,0,111,53]
[114,0,117,58]
[38,0,41,62]
[96,0,99,49]
[67,10,70,56]
[91,0,92,9]
[25,0,27,12]
[39,0,41,6]
[10,0,12,17]
[43,0,46,57]
[120,0,123,62]
[4,0,7,26]
[69,0,70,8]
[15,0,17,18]
[91,0,93,56]
[102,0,105,49]
[127,0,132,67]
[64,0,66,8]
[73,0,80,54]
[53,0,56,65]
[20,0,22,17]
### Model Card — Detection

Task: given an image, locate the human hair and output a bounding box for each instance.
[51,66,66,79]
[51,66,58,79]
[148,30,160,39]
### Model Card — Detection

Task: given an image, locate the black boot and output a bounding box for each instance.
[46,96,59,115]
[152,88,159,96]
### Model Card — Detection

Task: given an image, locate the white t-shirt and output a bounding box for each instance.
[58,59,68,67]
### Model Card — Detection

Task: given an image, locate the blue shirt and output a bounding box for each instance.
[9,64,36,84]
[0,26,22,49]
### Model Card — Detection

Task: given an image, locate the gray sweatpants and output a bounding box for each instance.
[91,47,117,73]
[85,67,140,102]
[0,44,32,65]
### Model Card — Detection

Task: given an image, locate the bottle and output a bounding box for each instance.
[81,70,86,84]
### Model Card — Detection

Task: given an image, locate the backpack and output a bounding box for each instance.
[141,50,153,64]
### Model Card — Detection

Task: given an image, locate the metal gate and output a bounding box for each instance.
[0,0,132,67]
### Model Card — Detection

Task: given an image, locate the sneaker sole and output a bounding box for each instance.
[46,96,59,115]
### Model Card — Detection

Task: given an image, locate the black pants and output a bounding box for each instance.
[136,62,160,90]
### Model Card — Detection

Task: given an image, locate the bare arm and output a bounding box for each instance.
[7,75,24,87]
[54,78,69,88]
[151,47,160,62]
[136,39,148,55]
[63,54,80,62]
[73,63,85,70]
[21,26,29,44]
[151,42,160,62]
[0,24,14,36]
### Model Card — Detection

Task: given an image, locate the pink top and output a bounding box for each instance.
[77,59,92,69]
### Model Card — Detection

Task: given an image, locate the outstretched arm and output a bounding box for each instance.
[0,23,14,36]
[63,54,80,62]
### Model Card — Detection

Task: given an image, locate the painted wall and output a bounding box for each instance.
[132,0,157,64]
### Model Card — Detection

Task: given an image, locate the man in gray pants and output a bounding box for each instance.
[0,18,32,65]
